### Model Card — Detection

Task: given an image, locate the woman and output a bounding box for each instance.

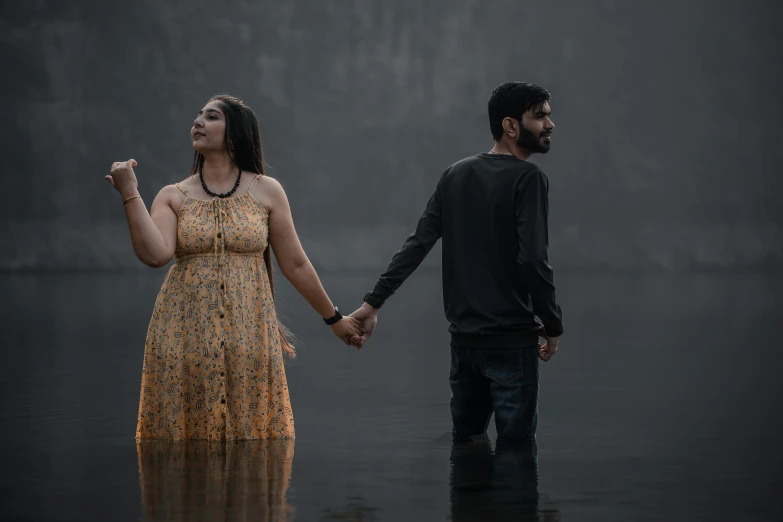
[105,94,365,440]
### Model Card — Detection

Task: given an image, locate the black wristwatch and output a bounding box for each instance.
[323,307,343,326]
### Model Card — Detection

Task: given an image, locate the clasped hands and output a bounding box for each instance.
[331,302,378,350]
[334,304,558,362]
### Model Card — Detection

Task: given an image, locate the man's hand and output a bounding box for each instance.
[538,331,559,362]
[331,316,366,350]
[348,302,378,349]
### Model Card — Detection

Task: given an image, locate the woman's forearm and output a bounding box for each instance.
[282,258,336,318]
[122,193,173,268]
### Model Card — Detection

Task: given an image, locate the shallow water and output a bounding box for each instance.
[1,271,781,521]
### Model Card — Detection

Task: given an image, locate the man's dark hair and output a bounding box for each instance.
[488,82,552,141]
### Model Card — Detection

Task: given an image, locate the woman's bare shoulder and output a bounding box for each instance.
[252,174,286,212]
[153,182,188,213]
[255,174,284,192]
[175,175,200,193]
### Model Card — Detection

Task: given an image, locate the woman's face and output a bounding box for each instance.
[191,100,226,154]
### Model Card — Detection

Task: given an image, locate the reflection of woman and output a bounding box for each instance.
[106,95,364,440]
[136,439,295,522]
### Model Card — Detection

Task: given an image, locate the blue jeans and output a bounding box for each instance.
[449,344,540,440]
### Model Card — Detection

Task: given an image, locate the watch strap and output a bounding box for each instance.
[323,307,343,326]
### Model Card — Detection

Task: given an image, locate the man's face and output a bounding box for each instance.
[517,102,554,153]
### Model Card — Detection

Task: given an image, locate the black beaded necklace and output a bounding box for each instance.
[199,165,242,198]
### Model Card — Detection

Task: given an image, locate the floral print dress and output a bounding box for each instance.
[136,174,295,440]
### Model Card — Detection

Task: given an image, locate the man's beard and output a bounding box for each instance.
[517,127,551,153]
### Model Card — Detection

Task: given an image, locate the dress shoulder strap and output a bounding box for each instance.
[174,183,190,196]
[247,173,264,191]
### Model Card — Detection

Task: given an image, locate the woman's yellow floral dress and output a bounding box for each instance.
[136,174,295,440]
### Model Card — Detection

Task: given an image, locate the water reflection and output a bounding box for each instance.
[2,272,779,521]
[450,437,560,522]
[319,495,382,521]
[136,439,295,522]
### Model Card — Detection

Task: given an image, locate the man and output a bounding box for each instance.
[351,82,564,441]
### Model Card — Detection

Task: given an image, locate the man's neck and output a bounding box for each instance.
[491,139,533,161]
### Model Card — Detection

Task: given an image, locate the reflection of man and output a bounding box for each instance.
[450,438,560,522]
[352,82,565,441]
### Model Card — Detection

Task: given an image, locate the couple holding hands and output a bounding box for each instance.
[107,82,563,442]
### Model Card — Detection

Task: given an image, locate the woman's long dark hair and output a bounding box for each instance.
[191,94,295,358]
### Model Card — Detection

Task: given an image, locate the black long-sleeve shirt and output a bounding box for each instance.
[364,153,564,348]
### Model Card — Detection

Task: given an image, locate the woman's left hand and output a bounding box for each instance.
[331,316,366,350]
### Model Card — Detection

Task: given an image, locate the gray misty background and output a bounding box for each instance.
[2,0,781,272]
[2,2,783,520]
